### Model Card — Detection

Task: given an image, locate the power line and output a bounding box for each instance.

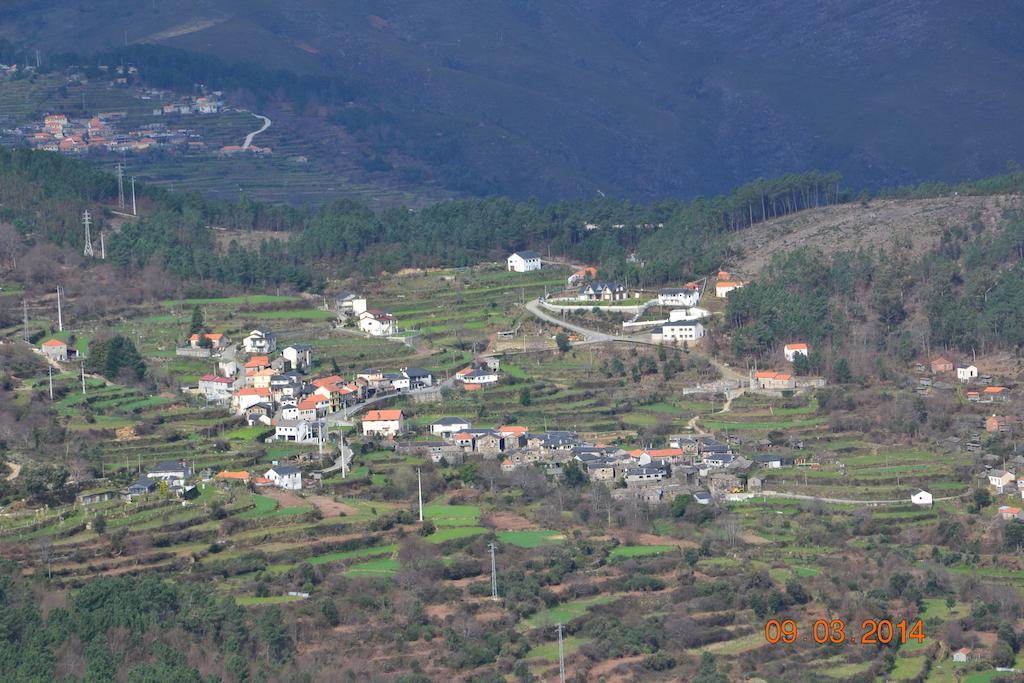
[116,164,125,210]
[558,623,566,683]
[417,467,424,521]
[488,542,498,600]
[82,210,94,257]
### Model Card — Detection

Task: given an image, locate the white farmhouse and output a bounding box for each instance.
[274,419,318,443]
[784,343,809,362]
[198,374,234,402]
[956,365,978,383]
[265,465,302,490]
[242,328,277,354]
[910,489,933,506]
[362,409,406,438]
[431,417,472,438]
[507,250,542,273]
[358,310,398,337]
[653,321,705,344]
[335,292,368,318]
[282,344,313,371]
[146,460,191,489]
[658,287,700,307]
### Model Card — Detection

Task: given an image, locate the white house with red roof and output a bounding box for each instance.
[233,386,272,413]
[198,374,234,402]
[362,409,406,437]
[359,310,397,337]
[784,342,809,363]
[40,338,69,361]
[189,333,229,351]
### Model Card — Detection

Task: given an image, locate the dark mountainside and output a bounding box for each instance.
[2,0,1024,201]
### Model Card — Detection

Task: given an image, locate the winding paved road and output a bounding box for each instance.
[243,113,272,149]
[524,298,746,383]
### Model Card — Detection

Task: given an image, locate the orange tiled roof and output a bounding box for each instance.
[627,448,683,458]
[365,409,403,421]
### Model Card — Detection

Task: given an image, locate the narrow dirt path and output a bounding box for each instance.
[5,462,21,481]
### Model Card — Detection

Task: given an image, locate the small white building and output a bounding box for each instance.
[668,307,709,322]
[274,419,317,443]
[358,310,398,337]
[952,647,972,663]
[658,287,700,307]
[459,369,499,385]
[957,365,978,383]
[989,469,1015,493]
[40,339,69,361]
[335,292,368,318]
[431,417,472,438]
[653,321,705,343]
[242,328,277,354]
[579,282,627,301]
[282,344,313,371]
[146,460,191,489]
[198,374,234,402]
[715,279,744,298]
[362,409,406,438]
[265,465,302,490]
[507,250,542,273]
[910,489,933,506]
[784,343,809,363]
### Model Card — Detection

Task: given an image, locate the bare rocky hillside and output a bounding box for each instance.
[729,194,1021,275]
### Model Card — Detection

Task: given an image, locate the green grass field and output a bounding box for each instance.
[496,529,562,548]
[609,544,675,560]
[345,557,399,577]
[520,595,616,631]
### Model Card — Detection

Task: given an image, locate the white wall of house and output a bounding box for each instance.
[507,253,541,272]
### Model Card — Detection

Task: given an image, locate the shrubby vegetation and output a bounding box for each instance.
[0,561,288,682]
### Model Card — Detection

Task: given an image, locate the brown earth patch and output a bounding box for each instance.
[588,654,645,680]
[485,511,536,531]
[740,531,772,545]
[262,488,308,508]
[305,495,358,517]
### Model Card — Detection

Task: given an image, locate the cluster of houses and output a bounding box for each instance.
[382,413,801,503]
[78,458,307,506]
[18,111,210,156]
[333,291,398,336]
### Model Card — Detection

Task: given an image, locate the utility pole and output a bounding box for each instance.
[417,468,424,521]
[80,362,86,395]
[22,300,28,341]
[116,164,125,210]
[488,542,498,600]
[340,429,348,479]
[48,366,53,400]
[100,231,106,260]
[131,176,137,216]
[82,210,94,257]
[558,623,566,683]
[56,286,63,331]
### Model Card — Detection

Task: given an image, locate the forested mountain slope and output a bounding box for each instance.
[3,1,1024,201]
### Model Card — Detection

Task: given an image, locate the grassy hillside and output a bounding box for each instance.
[2,1,1024,201]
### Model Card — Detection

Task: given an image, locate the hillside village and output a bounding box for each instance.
[4,172,1024,680]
